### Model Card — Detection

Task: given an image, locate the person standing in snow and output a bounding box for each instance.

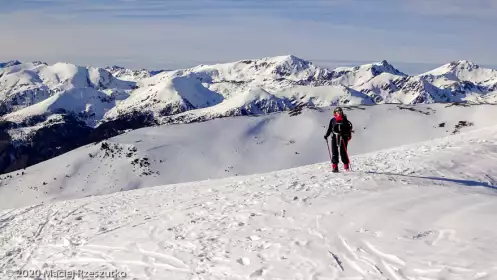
[324,106,353,172]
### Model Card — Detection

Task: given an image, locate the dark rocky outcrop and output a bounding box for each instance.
[88,111,157,143]
[0,111,158,175]
[0,114,92,174]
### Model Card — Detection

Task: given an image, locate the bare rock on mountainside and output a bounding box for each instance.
[452,120,474,134]
[0,111,157,175]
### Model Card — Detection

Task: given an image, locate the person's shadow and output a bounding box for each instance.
[365,171,497,191]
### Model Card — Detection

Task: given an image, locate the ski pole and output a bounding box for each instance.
[325,139,333,167]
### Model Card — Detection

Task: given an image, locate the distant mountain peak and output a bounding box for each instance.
[420,60,495,83]
[32,61,48,66]
[0,60,22,68]
[368,60,406,76]
[233,54,313,69]
[150,69,169,76]
[371,59,391,67]
[448,60,480,70]
[107,65,126,70]
[272,54,306,63]
[332,59,406,78]
[450,59,477,65]
[104,65,152,82]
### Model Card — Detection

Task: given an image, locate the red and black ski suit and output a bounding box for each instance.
[324,114,353,164]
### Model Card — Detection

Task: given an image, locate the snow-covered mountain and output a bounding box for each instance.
[104,75,225,120]
[104,65,152,82]
[103,55,342,121]
[103,65,168,82]
[1,116,496,280]
[329,59,407,87]
[1,55,497,175]
[160,86,297,124]
[3,55,497,125]
[0,61,136,125]
[417,60,497,103]
[0,60,21,68]
[421,60,497,88]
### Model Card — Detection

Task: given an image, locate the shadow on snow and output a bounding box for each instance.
[365,171,497,191]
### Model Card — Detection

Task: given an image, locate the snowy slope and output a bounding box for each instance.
[419,60,497,101]
[5,87,124,125]
[1,103,497,211]
[214,87,292,115]
[354,73,406,103]
[104,76,224,119]
[390,76,450,104]
[189,87,292,116]
[0,62,51,115]
[330,60,407,88]
[1,122,496,280]
[0,62,136,125]
[159,87,295,123]
[421,60,497,87]
[481,91,497,103]
[277,85,375,107]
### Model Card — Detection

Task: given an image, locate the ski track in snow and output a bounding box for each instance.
[1,127,497,279]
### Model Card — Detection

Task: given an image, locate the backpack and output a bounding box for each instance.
[332,115,353,137]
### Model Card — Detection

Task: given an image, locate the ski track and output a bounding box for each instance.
[1,127,497,279]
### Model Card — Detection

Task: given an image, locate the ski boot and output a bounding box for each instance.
[344,163,349,171]
[332,163,339,173]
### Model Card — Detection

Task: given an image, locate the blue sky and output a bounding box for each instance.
[1,0,496,74]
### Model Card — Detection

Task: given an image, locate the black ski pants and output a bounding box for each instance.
[331,134,349,164]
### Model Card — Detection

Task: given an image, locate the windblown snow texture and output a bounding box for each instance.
[0,121,496,280]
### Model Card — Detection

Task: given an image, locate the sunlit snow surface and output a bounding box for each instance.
[1,113,496,280]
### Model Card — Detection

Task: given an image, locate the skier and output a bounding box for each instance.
[324,106,353,172]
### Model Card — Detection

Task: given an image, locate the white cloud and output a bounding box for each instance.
[404,0,497,19]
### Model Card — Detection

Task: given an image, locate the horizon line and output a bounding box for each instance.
[2,55,497,74]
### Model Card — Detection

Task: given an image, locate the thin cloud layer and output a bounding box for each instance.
[406,0,497,19]
[1,0,496,73]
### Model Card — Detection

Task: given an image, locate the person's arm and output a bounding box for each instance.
[324,118,335,138]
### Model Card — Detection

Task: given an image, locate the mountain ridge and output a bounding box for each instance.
[1,54,496,175]
[2,56,493,80]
